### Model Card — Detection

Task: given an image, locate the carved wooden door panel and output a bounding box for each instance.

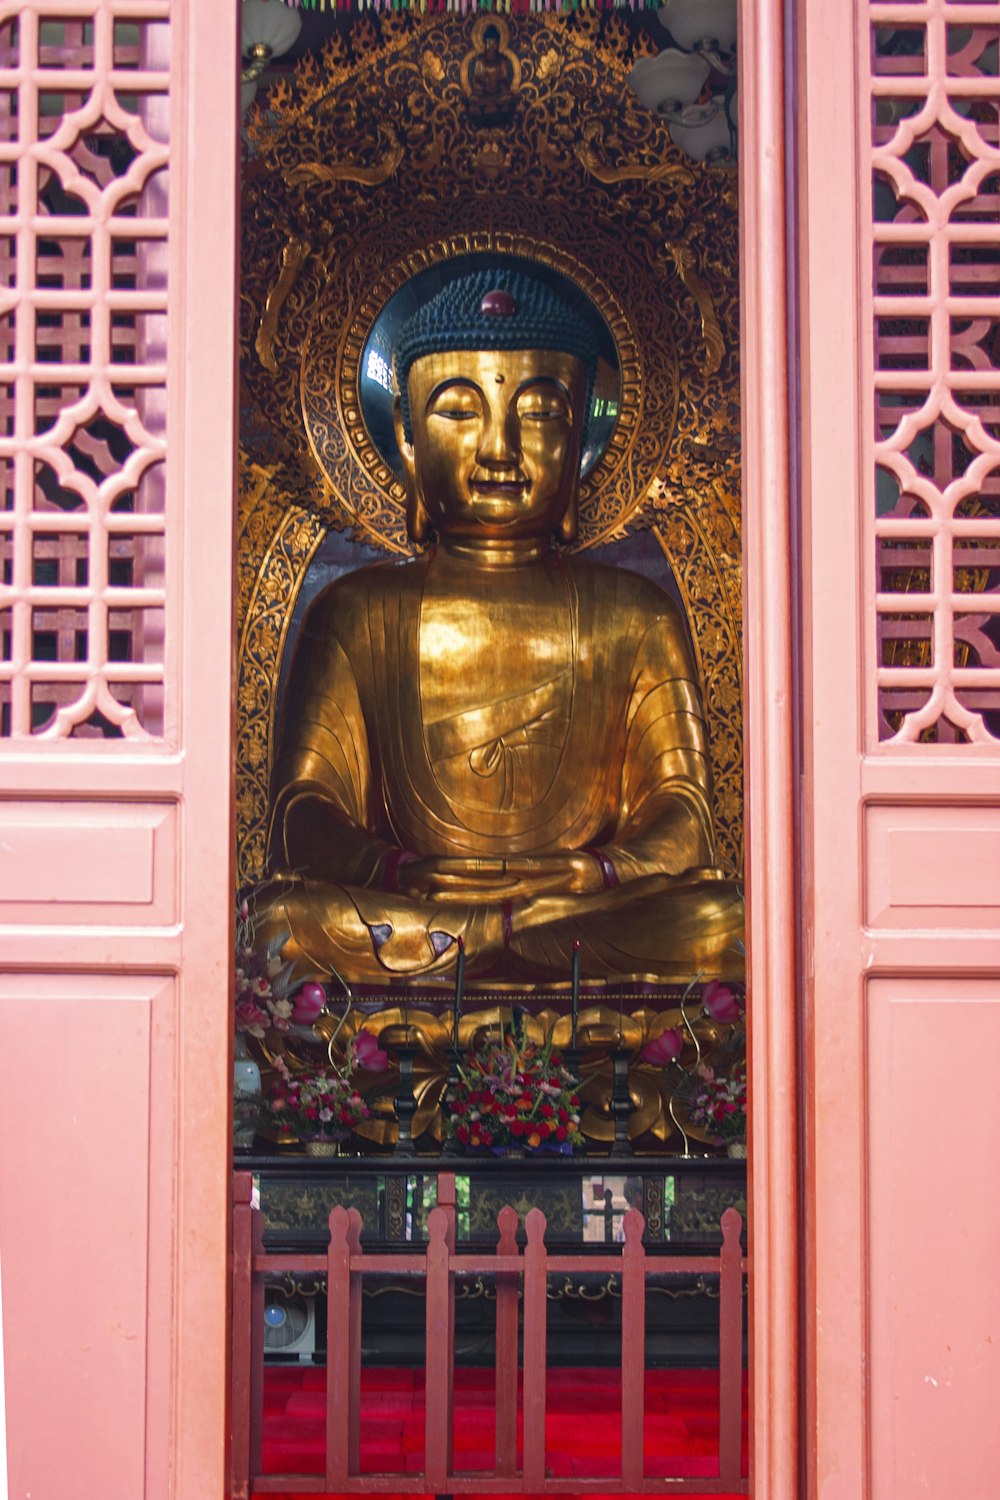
[0,5,236,1497]
[798,2,1000,1496]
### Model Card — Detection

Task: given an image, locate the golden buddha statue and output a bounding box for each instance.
[259,267,744,986]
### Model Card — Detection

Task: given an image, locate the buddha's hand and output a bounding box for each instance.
[397,853,605,905]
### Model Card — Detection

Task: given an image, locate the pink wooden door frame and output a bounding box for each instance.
[796,3,1000,1498]
[0,4,238,1498]
[740,1,801,1496]
[796,5,867,1490]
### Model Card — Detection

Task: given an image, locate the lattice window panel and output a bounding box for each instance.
[871,1,1000,743]
[0,4,169,739]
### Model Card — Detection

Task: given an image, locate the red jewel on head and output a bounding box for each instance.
[480,288,517,317]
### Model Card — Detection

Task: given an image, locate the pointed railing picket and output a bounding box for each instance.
[493,1202,520,1479]
[231,1170,748,1497]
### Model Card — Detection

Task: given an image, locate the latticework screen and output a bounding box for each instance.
[0,5,170,740]
[870,2,1000,743]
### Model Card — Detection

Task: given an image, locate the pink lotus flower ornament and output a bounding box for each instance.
[291,982,327,1026]
[640,1027,684,1067]
[352,1029,389,1073]
[702,981,742,1025]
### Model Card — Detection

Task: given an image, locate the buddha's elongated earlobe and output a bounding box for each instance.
[557,491,579,544]
[408,490,432,546]
[394,395,431,545]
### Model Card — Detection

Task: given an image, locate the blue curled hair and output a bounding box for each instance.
[394,265,602,446]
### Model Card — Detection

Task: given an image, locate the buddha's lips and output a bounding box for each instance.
[471,479,526,499]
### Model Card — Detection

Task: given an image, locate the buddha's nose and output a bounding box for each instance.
[477,410,520,469]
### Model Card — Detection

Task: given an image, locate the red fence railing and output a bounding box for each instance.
[231,1170,748,1497]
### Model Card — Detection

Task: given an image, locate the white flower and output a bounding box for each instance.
[319,1107,333,1123]
[251,976,271,998]
[269,997,294,1020]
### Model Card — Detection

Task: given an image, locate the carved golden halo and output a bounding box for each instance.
[300,231,680,554]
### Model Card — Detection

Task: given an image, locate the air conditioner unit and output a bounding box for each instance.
[263,1284,317,1362]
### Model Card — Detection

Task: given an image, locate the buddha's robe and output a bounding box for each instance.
[260,548,743,984]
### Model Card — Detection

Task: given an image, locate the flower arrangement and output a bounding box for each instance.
[681,1033,747,1145]
[235,898,331,1039]
[635,972,747,1152]
[235,953,293,1038]
[639,980,744,1072]
[265,1051,372,1145]
[444,1028,584,1154]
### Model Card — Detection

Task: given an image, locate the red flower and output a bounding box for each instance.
[510,1119,527,1138]
[540,1103,555,1119]
[456,1124,469,1145]
[555,1126,567,1142]
[558,1107,568,1123]
[235,997,270,1036]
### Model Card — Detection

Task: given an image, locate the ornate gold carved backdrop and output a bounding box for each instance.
[237,14,742,888]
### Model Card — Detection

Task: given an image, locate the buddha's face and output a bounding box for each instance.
[396,347,587,546]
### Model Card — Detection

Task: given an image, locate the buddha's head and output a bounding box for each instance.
[393,268,601,548]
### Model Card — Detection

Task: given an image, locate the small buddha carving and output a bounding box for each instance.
[259,267,744,985]
[466,25,517,127]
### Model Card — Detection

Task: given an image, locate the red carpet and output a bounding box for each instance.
[261,1365,748,1498]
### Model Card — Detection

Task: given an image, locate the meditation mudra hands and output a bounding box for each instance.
[397,853,607,904]
[259,264,745,984]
